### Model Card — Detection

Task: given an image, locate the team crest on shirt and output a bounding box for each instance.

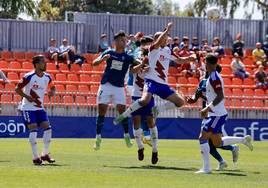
[160,55,165,61]
[44,79,48,85]
[32,85,39,90]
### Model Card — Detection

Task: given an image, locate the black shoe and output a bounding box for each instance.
[152,152,158,165]
[56,65,60,70]
[41,154,55,163]
[138,147,144,161]
[33,157,45,165]
[68,64,71,71]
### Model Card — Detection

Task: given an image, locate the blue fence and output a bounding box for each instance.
[0,19,99,54]
[73,12,267,50]
[0,116,267,141]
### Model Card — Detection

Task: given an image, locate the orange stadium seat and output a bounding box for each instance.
[167,77,177,87]
[224,48,231,55]
[0,61,9,72]
[91,75,102,84]
[50,95,62,106]
[46,63,59,74]
[36,52,47,59]
[223,78,232,87]
[243,58,255,68]
[25,52,35,62]
[13,94,22,103]
[87,95,97,107]
[180,87,187,94]
[81,64,93,73]
[0,83,4,89]
[245,49,252,59]
[78,85,89,96]
[62,96,75,106]
[1,51,14,61]
[22,62,34,71]
[244,68,254,76]
[66,84,77,95]
[254,89,265,95]
[168,67,179,77]
[243,78,257,89]
[80,74,91,85]
[253,100,265,109]
[13,51,26,62]
[19,73,26,80]
[232,78,243,86]
[59,63,71,74]
[177,77,188,87]
[55,74,68,85]
[94,54,101,60]
[71,64,81,73]
[244,89,254,95]
[67,74,80,85]
[1,94,13,105]
[224,88,232,98]
[242,99,253,110]
[90,85,99,94]
[83,54,93,63]
[9,62,23,73]
[55,84,65,91]
[220,67,234,78]
[188,77,199,86]
[232,88,243,99]
[93,65,104,75]
[43,95,50,106]
[49,74,55,81]
[5,82,16,90]
[76,96,87,107]
[188,87,196,95]
[7,72,19,83]
[221,58,231,66]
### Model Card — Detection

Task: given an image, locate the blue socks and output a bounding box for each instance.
[122,117,129,134]
[209,139,223,162]
[218,145,235,151]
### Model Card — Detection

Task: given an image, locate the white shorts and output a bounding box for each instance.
[126,85,133,96]
[97,83,126,106]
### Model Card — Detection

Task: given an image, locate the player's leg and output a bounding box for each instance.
[145,98,158,164]
[62,52,71,70]
[132,114,144,161]
[218,144,239,163]
[94,84,111,150]
[209,139,228,171]
[53,53,59,69]
[113,79,155,125]
[215,135,253,151]
[22,110,44,165]
[140,115,152,147]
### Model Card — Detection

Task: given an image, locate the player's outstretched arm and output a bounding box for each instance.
[154,22,173,49]
[174,55,196,65]
[129,57,147,74]
[93,54,110,66]
[187,87,204,104]
[15,86,35,103]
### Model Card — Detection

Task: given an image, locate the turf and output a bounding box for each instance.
[0,138,267,188]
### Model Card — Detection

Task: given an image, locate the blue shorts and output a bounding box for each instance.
[21,109,49,126]
[144,78,175,99]
[131,96,155,116]
[202,114,228,135]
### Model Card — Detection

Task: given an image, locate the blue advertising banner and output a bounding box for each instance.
[0,116,267,141]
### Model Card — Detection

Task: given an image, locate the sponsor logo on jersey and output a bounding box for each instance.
[33,85,39,90]
[160,55,164,61]
[112,55,118,59]
[216,84,221,88]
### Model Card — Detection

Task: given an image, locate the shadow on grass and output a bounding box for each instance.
[0,160,11,162]
[43,164,68,167]
[218,172,247,176]
[104,165,198,171]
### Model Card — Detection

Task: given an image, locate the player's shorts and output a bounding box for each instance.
[126,85,133,96]
[21,109,49,126]
[144,78,175,99]
[202,114,228,135]
[131,96,155,116]
[97,83,126,106]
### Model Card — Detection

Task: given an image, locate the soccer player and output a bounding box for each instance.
[187,65,239,171]
[93,31,142,151]
[196,53,253,174]
[114,22,195,163]
[15,55,55,165]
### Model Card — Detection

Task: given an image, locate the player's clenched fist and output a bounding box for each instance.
[167,22,173,31]
[102,54,111,61]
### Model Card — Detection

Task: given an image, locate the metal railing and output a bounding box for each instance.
[1,89,267,119]
[73,12,266,50]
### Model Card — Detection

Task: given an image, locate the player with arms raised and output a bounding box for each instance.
[196,53,253,174]
[15,55,55,165]
[114,22,195,163]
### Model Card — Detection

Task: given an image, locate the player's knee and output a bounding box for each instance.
[176,97,184,107]
[141,98,150,106]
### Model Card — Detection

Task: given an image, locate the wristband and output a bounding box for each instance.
[207,102,213,108]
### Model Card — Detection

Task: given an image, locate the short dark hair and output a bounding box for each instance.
[114,31,126,40]
[141,36,154,45]
[205,53,218,65]
[205,64,222,78]
[33,55,45,68]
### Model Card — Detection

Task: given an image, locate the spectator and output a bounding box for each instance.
[233,34,245,57]
[167,37,172,49]
[47,38,71,70]
[211,37,226,57]
[189,37,200,52]
[134,32,143,47]
[231,53,250,81]
[263,35,268,60]
[180,36,189,51]
[179,62,194,78]
[253,42,267,67]
[60,39,86,66]
[189,61,197,77]
[0,70,10,83]
[100,34,110,52]
[179,45,191,57]
[172,37,180,50]
[169,47,180,67]
[200,39,211,53]
[126,34,136,53]
[254,65,268,89]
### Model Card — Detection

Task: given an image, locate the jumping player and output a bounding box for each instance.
[15,55,55,165]
[93,31,142,151]
[196,53,253,174]
[187,65,239,171]
[114,22,195,163]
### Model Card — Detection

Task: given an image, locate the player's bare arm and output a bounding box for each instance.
[129,57,148,74]
[48,85,55,97]
[154,22,172,49]
[93,54,111,66]
[173,55,196,64]
[187,87,205,104]
[15,86,35,103]
[200,90,224,118]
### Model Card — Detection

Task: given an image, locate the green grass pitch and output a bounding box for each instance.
[0,138,267,188]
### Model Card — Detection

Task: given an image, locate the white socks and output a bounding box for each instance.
[157,102,178,113]
[200,140,210,171]
[133,128,143,149]
[55,61,58,65]
[67,60,70,65]
[42,126,52,156]
[150,126,158,153]
[123,99,143,117]
[29,130,39,159]
[96,134,101,139]
[221,136,246,146]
